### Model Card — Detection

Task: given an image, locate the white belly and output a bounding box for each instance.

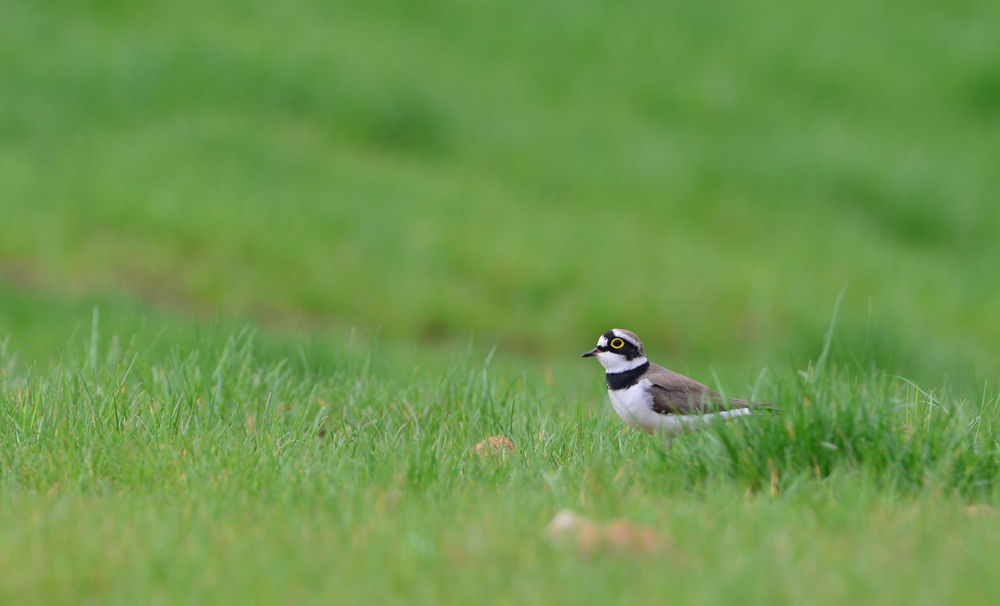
[607,380,752,437]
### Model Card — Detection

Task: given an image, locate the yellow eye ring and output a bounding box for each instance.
[610,338,625,349]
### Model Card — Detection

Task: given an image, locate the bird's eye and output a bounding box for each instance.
[610,338,625,349]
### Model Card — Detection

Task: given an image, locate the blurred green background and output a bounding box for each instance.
[2,0,999,385]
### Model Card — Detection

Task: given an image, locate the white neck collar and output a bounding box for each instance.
[598,354,649,374]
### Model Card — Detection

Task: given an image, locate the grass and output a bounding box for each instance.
[3,324,1000,604]
[2,0,1000,382]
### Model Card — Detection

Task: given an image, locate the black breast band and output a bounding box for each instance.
[605,361,649,390]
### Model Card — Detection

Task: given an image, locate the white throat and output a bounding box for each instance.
[595,353,648,373]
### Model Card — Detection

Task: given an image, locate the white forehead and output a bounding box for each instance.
[597,334,608,347]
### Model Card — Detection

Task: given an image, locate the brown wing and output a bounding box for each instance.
[644,363,749,415]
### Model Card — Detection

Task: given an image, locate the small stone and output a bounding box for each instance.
[546,509,666,556]
[545,509,602,555]
[472,436,516,456]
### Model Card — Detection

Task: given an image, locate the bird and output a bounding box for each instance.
[582,328,768,445]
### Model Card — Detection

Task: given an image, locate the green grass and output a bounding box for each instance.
[3,326,1000,604]
[2,0,1000,382]
[3,0,1000,602]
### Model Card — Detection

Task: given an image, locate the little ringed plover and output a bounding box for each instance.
[582,328,768,444]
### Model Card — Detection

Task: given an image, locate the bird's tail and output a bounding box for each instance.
[729,398,776,411]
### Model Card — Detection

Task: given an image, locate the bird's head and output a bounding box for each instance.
[581,328,647,372]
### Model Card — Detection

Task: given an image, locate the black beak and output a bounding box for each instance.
[581,348,599,358]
